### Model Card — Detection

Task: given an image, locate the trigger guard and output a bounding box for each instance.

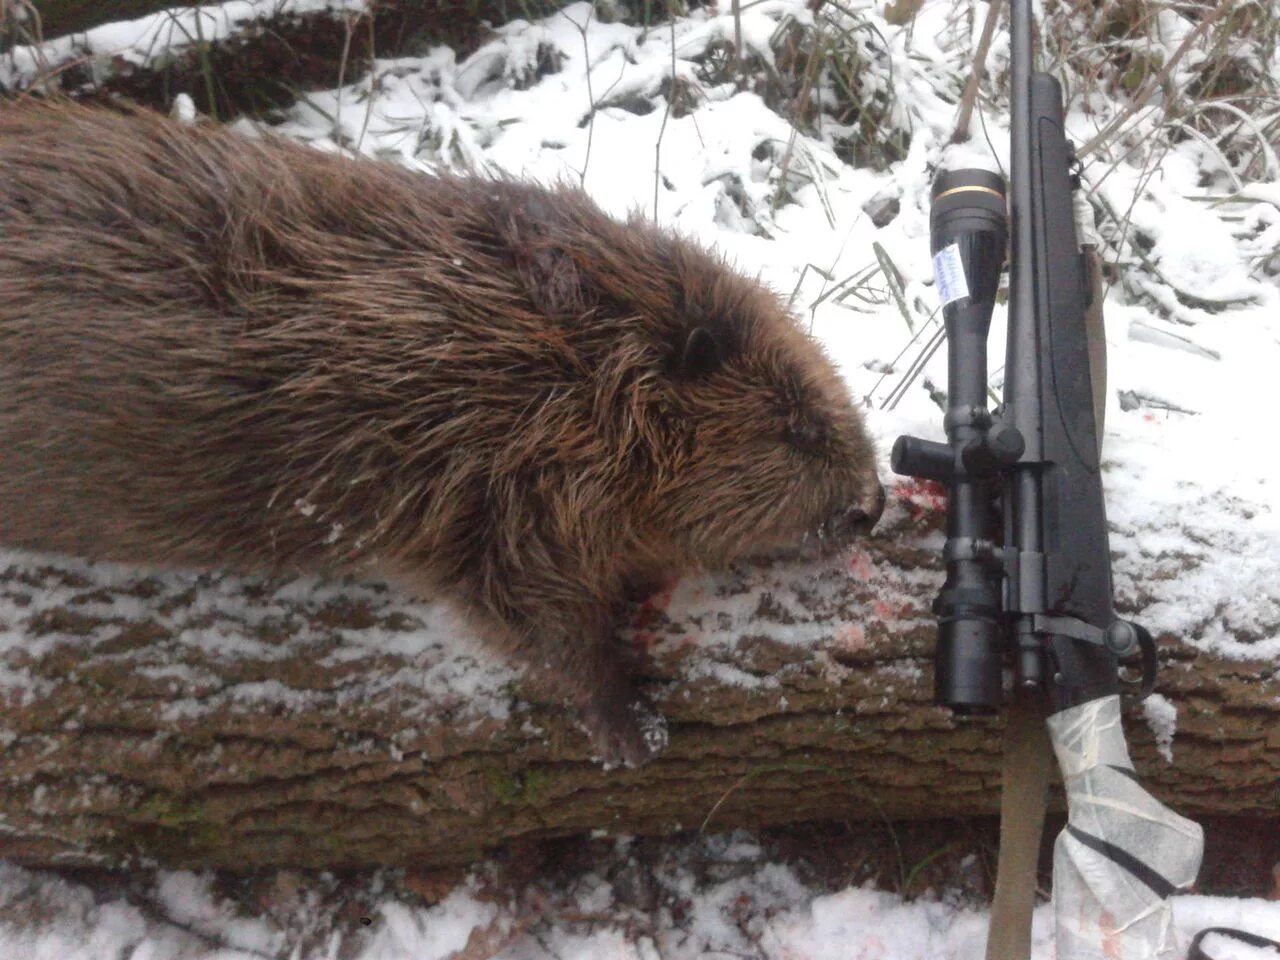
[1119,621,1157,705]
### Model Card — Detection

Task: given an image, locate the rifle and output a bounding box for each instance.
[891,1,1205,957]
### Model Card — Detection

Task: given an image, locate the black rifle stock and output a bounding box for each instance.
[891,0,1155,715]
[891,6,1207,955]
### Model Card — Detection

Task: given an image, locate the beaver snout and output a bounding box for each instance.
[862,480,886,531]
[823,483,885,543]
[801,480,885,558]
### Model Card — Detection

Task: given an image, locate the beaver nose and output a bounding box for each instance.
[827,482,885,542]
[837,482,885,538]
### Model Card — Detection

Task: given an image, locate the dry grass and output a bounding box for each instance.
[736,2,907,172]
[1,0,45,66]
[1042,0,1280,179]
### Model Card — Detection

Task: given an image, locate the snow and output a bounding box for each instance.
[368,889,499,960]
[0,549,521,727]
[0,839,1277,960]
[1,0,1279,955]
[1142,693,1180,764]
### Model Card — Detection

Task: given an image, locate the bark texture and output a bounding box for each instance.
[0,483,1275,871]
[3,1,548,118]
[20,0,564,41]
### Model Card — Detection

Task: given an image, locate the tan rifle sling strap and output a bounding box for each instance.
[984,245,1106,960]
[985,694,1052,960]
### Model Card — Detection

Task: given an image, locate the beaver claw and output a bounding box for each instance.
[582,696,669,769]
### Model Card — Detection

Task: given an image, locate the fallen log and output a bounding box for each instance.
[2,0,545,118]
[0,481,1274,871]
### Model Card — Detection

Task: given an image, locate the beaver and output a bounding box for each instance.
[0,103,884,766]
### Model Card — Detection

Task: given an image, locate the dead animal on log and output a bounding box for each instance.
[0,103,885,767]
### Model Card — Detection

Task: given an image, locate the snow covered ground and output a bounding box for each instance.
[1,831,1279,960]
[2,0,1279,956]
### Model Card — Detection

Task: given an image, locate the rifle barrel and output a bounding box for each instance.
[1007,0,1039,459]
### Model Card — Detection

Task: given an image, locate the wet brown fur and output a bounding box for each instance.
[0,102,883,764]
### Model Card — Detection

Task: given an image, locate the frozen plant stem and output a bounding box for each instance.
[952,0,1004,143]
[654,8,676,220]
[334,11,356,148]
[733,0,742,70]
[353,11,377,155]
[1077,3,1229,159]
[562,6,596,186]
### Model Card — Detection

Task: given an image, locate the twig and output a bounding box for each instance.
[881,324,945,411]
[1192,99,1280,181]
[1101,136,1172,304]
[1076,3,1230,159]
[732,0,742,72]
[560,6,597,187]
[653,8,676,220]
[1083,110,1171,195]
[129,893,285,960]
[334,10,357,150]
[952,0,1004,143]
[769,21,824,212]
[353,10,377,156]
[1163,119,1245,194]
[872,240,914,331]
[975,84,1006,179]
[787,261,834,313]
[3,0,47,77]
[152,10,224,118]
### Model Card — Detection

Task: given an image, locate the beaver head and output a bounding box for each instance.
[634,246,885,567]
[493,183,884,572]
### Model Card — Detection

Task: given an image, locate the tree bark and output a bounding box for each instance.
[3,1,549,118]
[11,1,178,40]
[0,482,1275,871]
[22,0,572,42]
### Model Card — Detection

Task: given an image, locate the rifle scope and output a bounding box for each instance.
[892,168,1021,713]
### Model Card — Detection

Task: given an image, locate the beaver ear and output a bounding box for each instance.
[680,326,722,377]
[500,197,592,316]
[519,245,588,317]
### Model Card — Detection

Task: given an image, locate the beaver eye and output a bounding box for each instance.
[784,420,830,456]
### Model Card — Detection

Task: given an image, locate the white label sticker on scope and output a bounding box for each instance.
[933,243,969,307]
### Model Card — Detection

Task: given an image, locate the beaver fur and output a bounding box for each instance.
[0,103,884,766]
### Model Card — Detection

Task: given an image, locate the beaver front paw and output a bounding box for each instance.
[582,695,668,769]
